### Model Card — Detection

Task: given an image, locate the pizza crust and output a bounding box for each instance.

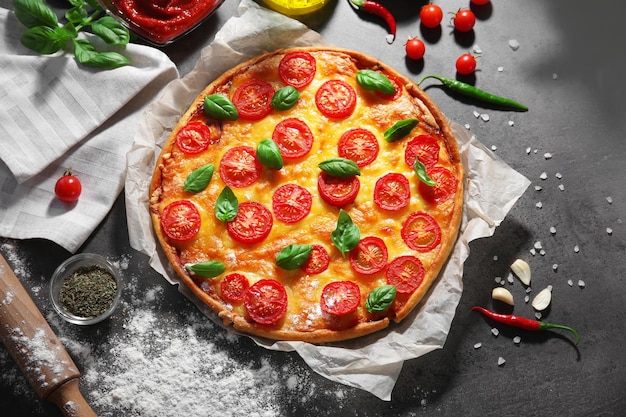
[150,47,464,343]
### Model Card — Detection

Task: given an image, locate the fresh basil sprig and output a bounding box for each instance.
[366,285,397,313]
[257,138,284,170]
[14,0,131,69]
[356,69,396,96]
[271,86,300,111]
[276,244,313,270]
[318,158,360,178]
[384,118,419,142]
[413,160,436,186]
[186,261,226,279]
[331,209,360,257]
[215,186,238,222]
[203,94,239,121]
[184,164,215,193]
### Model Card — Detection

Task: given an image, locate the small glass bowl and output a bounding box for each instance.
[97,0,226,46]
[50,253,122,325]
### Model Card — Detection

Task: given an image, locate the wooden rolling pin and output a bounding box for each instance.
[0,252,97,417]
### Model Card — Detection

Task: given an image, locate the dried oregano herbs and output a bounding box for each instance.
[59,265,117,318]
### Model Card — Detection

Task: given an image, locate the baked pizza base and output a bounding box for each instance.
[150,47,464,343]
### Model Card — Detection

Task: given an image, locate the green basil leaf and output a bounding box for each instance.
[20,26,67,55]
[215,186,238,222]
[65,6,87,24]
[413,160,436,186]
[73,39,130,69]
[331,209,360,256]
[356,69,396,96]
[184,164,215,193]
[384,118,419,142]
[90,16,130,45]
[318,158,360,178]
[14,0,59,28]
[186,261,225,279]
[276,244,313,270]
[257,138,283,170]
[366,285,397,313]
[203,94,239,121]
[271,86,300,111]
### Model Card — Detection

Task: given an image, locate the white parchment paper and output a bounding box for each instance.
[125,0,531,400]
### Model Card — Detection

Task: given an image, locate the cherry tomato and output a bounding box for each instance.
[405,38,426,60]
[232,79,274,121]
[401,211,442,252]
[317,172,360,207]
[272,118,314,160]
[54,170,82,203]
[219,146,262,188]
[160,200,201,242]
[320,281,361,316]
[226,202,273,244]
[272,183,312,224]
[220,273,250,303]
[373,173,411,212]
[175,121,211,154]
[337,128,379,167]
[278,51,317,90]
[471,0,490,5]
[456,53,477,75]
[349,236,388,275]
[302,244,330,275]
[315,79,357,119]
[418,166,458,204]
[453,9,476,32]
[419,4,443,29]
[386,255,425,294]
[404,134,440,169]
[375,74,403,101]
[244,279,288,324]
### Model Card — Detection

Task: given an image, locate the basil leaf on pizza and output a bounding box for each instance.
[186,261,226,278]
[384,118,419,142]
[414,160,436,186]
[184,163,215,193]
[366,285,397,313]
[257,138,284,170]
[271,86,300,111]
[318,158,360,177]
[276,244,313,270]
[331,209,360,256]
[356,69,396,95]
[215,186,238,222]
[203,94,239,120]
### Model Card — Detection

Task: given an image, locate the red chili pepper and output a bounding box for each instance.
[471,306,580,345]
[348,0,396,44]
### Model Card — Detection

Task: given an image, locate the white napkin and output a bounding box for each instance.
[125,0,531,401]
[0,7,178,252]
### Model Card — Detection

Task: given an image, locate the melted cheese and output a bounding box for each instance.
[156,50,461,334]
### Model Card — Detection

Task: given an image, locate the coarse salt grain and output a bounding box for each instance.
[464,123,471,130]
[607,228,613,235]
[540,172,548,180]
[480,113,490,122]
[534,241,542,250]
[558,184,565,191]
[513,336,521,345]
[473,45,482,54]
[550,226,556,235]
[535,185,542,191]
[606,196,613,204]
[574,245,580,253]
[567,279,573,287]
[555,173,563,179]
[497,66,504,72]
[491,145,497,151]
[578,280,585,288]
[508,39,520,50]
[544,153,552,159]
[526,147,531,154]
[508,120,514,126]
[552,264,558,272]
[536,202,543,209]
[497,357,506,366]
[473,110,481,118]
[491,328,499,337]
[474,343,482,349]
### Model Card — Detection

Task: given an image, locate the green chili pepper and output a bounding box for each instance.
[418,75,528,111]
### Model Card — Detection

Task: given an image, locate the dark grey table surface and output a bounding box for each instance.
[2,1,625,416]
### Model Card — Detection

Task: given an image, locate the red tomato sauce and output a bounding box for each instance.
[111,0,223,44]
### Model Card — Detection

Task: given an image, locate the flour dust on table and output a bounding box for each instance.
[0,244,359,417]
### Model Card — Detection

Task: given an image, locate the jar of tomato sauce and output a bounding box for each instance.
[262,0,330,16]
[100,0,225,45]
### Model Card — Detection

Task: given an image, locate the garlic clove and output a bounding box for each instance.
[511,259,531,286]
[491,287,515,306]
[531,287,552,311]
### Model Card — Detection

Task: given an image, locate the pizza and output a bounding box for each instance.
[149,47,464,343]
